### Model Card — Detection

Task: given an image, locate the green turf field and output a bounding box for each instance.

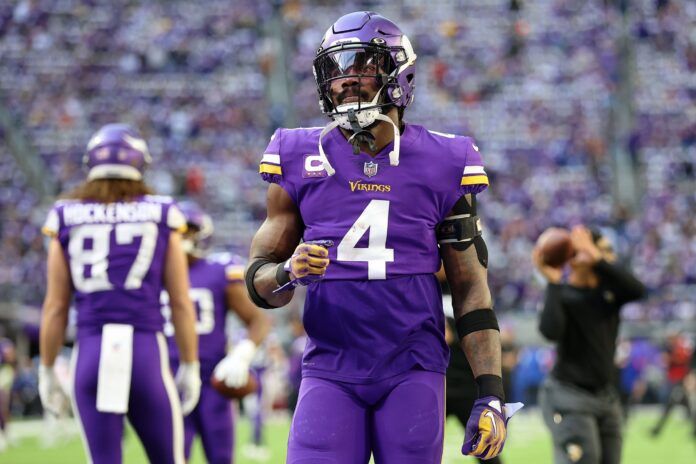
[1,408,693,463]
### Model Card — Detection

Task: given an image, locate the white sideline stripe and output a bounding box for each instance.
[463,165,486,175]
[70,343,94,464]
[157,333,185,464]
[261,154,280,164]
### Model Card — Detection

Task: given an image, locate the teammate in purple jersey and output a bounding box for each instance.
[246,11,521,463]
[162,201,270,464]
[39,124,200,464]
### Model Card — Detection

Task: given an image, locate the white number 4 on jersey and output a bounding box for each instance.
[337,200,394,280]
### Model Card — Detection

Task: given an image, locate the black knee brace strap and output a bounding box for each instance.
[455,308,499,340]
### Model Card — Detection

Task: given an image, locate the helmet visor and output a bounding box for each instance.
[316,45,395,79]
[314,45,396,110]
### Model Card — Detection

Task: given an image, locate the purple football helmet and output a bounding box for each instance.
[313,11,417,129]
[83,123,152,181]
[178,200,214,257]
[312,12,416,176]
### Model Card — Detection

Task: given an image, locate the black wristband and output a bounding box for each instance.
[275,261,291,286]
[475,374,505,401]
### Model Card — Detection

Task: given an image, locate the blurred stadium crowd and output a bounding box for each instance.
[0,0,694,424]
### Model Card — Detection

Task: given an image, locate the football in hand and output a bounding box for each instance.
[210,372,258,399]
[536,227,574,267]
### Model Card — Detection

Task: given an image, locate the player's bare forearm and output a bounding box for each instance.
[40,308,69,366]
[164,233,198,363]
[170,303,198,363]
[441,241,502,379]
[247,184,303,308]
[226,282,271,345]
[40,238,72,366]
[461,328,502,378]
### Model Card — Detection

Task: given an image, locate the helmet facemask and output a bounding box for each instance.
[314,42,399,130]
[313,43,407,172]
[182,221,213,258]
[178,201,214,258]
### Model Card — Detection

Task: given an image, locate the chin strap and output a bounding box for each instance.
[374,113,400,167]
[346,109,377,155]
[318,120,339,176]
[317,112,402,177]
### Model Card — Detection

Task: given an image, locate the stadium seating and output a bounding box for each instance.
[0,0,693,322]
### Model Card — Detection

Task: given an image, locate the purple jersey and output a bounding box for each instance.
[42,195,186,337]
[162,253,245,377]
[259,124,489,383]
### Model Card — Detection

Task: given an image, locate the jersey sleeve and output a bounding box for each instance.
[209,252,246,283]
[41,206,60,237]
[258,128,298,202]
[259,128,283,184]
[459,138,489,195]
[225,263,245,283]
[166,203,187,233]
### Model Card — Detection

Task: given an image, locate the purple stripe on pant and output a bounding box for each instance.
[287,369,445,464]
[71,331,183,464]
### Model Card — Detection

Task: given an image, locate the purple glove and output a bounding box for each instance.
[273,240,333,294]
[462,396,524,460]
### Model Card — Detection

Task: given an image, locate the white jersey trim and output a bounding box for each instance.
[157,333,185,464]
[463,165,486,175]
[70,344,94,464]
[261,154,280,165]
[42,208,60,236]
[167,204,187,231]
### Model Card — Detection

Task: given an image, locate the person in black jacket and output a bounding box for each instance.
[534,225,646,464]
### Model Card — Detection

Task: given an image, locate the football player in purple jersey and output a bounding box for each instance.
[162,201,270,464]
[245,11,521,463]
[39,124,200,464]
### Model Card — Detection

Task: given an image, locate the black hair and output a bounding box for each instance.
[589,228,603,244]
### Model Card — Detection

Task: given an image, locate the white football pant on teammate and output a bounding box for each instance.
[38,364,70,417]
[175,361,201,415]
[213,339,256,388]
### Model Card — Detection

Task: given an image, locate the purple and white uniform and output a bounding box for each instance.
[260,124,489,462]
[162,253,245,464]
[43,195,187,464]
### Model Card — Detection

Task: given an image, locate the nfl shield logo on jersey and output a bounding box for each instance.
[364,161,378,178]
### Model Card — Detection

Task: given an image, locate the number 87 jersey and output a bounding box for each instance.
[42,195,186,336]
[259,124,489,382]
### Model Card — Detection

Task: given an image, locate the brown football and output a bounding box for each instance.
[210,372,258,399]
[536,227,574,267]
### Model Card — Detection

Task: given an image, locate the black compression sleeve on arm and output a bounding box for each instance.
[538,284,565,341]
[275,262,291,286]
[244,259,276,309]
[593,260,647,303]
[455,309,499,340]
[475,374,505,401]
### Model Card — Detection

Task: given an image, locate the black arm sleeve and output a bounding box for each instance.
[538,284,566,342]
[593,259,647,304]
